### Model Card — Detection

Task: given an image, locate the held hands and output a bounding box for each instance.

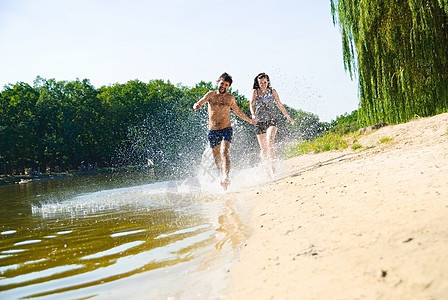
[288,117,295,126]
[250,115,258,125]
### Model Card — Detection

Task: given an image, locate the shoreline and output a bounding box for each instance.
[0,166,160,186]
[223,113,448,299]
[0,173,71,186]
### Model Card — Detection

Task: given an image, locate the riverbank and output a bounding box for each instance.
[224,113,448,299]
[0,173,71,186]
[0,166,158,186]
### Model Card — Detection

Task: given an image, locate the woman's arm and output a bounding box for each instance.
[272,89,295,125]
[250,89,257,119]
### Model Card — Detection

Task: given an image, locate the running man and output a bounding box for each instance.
[193,72,256,190]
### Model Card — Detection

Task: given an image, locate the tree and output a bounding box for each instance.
[0,82,39,173]
[331,0,448,125]
[61,79,102,168]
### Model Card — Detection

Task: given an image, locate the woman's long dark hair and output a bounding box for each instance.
[253,72,272,90]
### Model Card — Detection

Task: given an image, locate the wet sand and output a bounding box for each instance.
[223,113,448,299]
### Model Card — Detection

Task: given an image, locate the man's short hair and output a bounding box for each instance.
[217,72,233,86]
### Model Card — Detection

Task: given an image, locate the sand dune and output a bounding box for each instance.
[224,113,448,299]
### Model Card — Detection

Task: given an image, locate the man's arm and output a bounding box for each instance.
[193,91,212,111]
[230,96,257,124]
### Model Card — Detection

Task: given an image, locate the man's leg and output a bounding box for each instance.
[220,141,231,190]
[211,143,223,174]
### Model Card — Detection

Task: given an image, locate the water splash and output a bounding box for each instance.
[30,180,196,218]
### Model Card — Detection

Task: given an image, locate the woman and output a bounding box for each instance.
[250,72,295,174]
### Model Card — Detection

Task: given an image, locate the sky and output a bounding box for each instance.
[0,0,359,122]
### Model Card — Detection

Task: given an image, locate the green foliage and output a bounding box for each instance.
[286,109,324,141]
[0,77,323,176]
[351,142,362,151]
[379,136,393,144]
[0,82,39,171]
[284,132,348,157]
[329,110,359,134]
[331,0,448,126]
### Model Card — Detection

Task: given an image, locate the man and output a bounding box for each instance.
[193,72,256,190]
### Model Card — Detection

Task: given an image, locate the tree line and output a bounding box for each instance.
[0,77,324,177]
[331,0,448,126]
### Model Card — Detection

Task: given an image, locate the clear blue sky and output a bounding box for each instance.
[0,0,358,122]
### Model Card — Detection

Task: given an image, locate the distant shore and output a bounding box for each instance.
[0,173,71,186]
[0,166,158,186]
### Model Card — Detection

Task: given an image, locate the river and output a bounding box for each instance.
[0,169,250,299]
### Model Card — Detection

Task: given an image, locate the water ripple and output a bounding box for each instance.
[110,229,146,238]
[81,241,145,260]
[0,264,84,287]
[154,224,211,239]
[13,240,42,246]
[1,230,17,235]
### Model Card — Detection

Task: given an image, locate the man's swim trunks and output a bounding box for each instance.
[208,127,233,148]
[255,119,278,135]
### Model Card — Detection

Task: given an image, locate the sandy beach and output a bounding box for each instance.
[223,113,448,299]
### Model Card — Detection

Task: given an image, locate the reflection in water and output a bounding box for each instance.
[0,175,233,299]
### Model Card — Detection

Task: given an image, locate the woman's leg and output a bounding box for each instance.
[266,126,278,161]
[256,133,268,162]
[265,126,278,174]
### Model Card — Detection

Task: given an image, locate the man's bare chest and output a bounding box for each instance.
[209,96,231,108]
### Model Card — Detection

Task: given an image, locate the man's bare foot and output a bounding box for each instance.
[220,177,230,190]
[269,164,276,177]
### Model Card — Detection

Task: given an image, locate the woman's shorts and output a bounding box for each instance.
[255,119,278,135]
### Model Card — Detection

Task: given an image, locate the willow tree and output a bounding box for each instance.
[330,0,448,125]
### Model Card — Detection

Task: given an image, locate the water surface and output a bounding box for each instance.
[0,172,236,299]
